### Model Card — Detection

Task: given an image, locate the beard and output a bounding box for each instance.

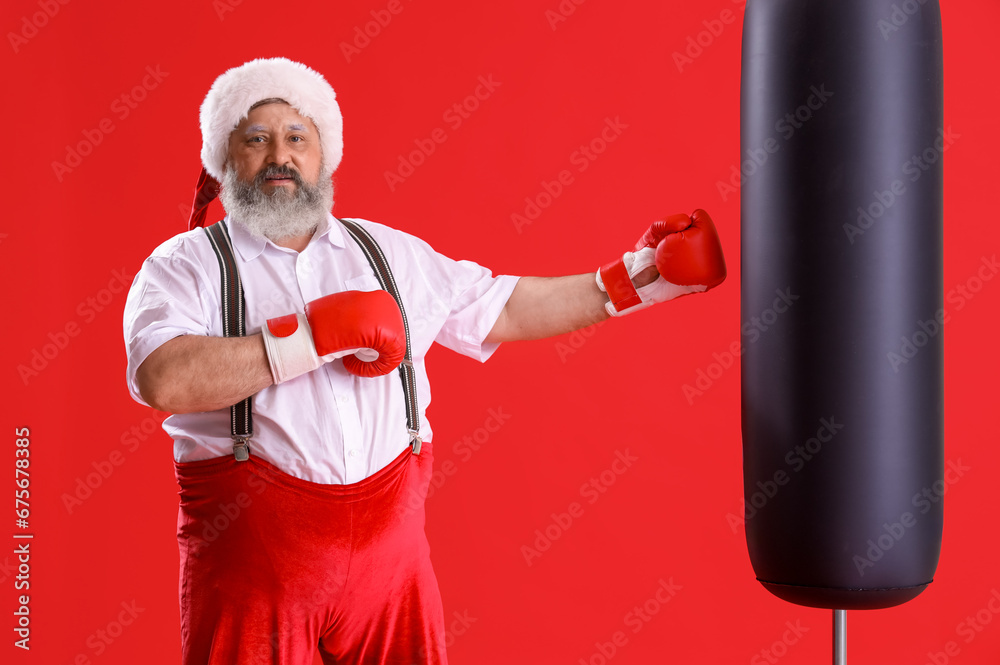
[219,162,334,242]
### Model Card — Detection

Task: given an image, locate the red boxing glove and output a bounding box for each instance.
[654,209,727,289]
[262,290,406,383]
[597,209,727,316]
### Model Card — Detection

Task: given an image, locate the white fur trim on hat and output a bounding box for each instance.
[199,57,343,181]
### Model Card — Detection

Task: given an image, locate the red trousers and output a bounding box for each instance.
[174,438,447,664]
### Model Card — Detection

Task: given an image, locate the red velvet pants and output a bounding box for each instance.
[174,438,447,664]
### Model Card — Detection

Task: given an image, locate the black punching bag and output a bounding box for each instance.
[740,0,944,610]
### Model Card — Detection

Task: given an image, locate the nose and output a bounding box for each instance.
[265,139,292,168]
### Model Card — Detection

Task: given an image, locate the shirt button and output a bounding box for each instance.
[349,449,360,458]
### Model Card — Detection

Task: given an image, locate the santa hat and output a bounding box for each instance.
[188,57,343,230]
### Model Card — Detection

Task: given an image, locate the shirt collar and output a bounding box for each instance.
[316,212,348,249]
[226,212,347,261]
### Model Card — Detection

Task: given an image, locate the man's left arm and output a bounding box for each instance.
[484,273,624,343]
[485,209,727,344]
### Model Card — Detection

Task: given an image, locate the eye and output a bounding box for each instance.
[248,136,265,144]
[290,136,303,143]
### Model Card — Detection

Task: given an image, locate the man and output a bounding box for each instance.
[123,57,726,665]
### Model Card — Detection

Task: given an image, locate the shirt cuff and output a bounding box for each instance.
[125,328,190,405]
[461,274,521,362]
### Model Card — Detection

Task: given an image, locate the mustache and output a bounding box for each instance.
[254,165,306,187]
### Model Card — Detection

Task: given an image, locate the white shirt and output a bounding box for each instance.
[123,213,520,484]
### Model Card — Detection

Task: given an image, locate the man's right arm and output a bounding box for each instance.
[134,288,409,414]
[135,334,274,414]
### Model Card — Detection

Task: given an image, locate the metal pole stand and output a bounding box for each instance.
[833,610,846,665]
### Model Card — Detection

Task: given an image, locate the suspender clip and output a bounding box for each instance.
[233,436,251,462]
[408,430,422,455]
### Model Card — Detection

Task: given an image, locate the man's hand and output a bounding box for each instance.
[597,209,727,316]
[263,290,406,383]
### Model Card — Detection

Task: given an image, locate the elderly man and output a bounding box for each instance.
[123,57,726,665]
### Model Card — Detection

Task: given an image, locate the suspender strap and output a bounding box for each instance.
[201,217,420,458]
[203,221,253,461]
[338,218,422,455]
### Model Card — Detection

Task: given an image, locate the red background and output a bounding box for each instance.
[3,0,998,663]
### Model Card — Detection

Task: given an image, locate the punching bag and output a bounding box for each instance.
[740,0,944,610]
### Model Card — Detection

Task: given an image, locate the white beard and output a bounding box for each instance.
[219,162,334,242]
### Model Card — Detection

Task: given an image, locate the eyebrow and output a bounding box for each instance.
[244,123,309,133]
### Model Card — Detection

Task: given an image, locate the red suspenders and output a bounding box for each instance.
[202,218,422,461]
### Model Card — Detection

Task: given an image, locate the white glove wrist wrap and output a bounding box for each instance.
[261,313,323,384]
[596,248,707,317]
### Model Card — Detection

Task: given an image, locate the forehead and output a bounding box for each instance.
[235,102,318,133]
